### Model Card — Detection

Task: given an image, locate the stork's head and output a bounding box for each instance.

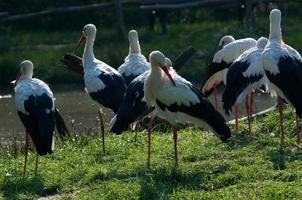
[270,9,281,25]
[11,60,33,87]
[128,30,140,54]
[218,35,235,49]
[269,9,282,41]
[256,37,268,49]
[128,30,138,42]
[21,60,34,76]
[212,35,235,56]
[150,51,175,86]
[75,24,97,50]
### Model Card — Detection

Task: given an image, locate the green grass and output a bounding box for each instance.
[1,107,302,199]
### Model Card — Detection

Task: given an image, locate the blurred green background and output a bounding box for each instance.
[0,0,301,92]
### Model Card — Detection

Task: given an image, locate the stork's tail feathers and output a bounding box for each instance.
[222,88,235,117]
[202,77,223,97]
[201,62,230,95]
[60,53,83,75]
[55,108,70,139]
[109,115,117,130]
[110,114,130,135]
[209,114,231,143]
[201,69,228,96]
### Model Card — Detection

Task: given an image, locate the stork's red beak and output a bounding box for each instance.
[161,66,175,86]
[11,73,22,88]
[75,35,86,51]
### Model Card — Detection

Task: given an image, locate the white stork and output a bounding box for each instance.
[13,60,56,177]
[262,9,302,145]
[144,51,231,166]
[110,58,172,134]
[222,37,269,133]
[75,24,126,113]
[202,36,257,131]
[109,70,154,134]
[75,24,126,153]
[202,35,257,97]
[118,30,150,85]
[110,58,173,165]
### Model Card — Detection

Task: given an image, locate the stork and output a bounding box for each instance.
[110,58,172,165]
[75,24,126,152]
[222,37,269,133]
[13,60,56,177]
[202,36,257,131]
[110,58,172,134]
[262,9,302,145]
[118,30,150,85]
[202,35,257,97]
[144,51,231,166]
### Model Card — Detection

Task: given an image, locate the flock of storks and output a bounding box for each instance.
[10,9,302,175]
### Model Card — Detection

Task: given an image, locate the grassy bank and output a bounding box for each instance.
[1,16,302,91]
[1,107,302,199]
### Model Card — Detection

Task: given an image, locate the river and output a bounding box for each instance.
[0,84,275,146]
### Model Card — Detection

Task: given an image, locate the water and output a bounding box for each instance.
[0,84,114,145]
[0,84,275,145]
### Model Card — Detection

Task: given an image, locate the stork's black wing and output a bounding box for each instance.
[265,56,302,117]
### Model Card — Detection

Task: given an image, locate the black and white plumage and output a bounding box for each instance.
[110,58,173,134]
[118,30,150,86]
[222,37,269,115]
[14,60,55,155]
[263,9,302,117]
[145,51,231,141]
[110,71,153,134]
[202,36,257,96]
[144,51,231,165]
[76,24,126,114]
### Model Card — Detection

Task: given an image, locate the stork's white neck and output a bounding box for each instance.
[17,74,32,85]
[129,37,141,54]
[269,14,282,42]
[83,37,95,68]
[22,74,32,80]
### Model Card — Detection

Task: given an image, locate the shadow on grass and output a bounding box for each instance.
[137,166,204,199]
[266,145,302,170]
[2,175,59,200]
[266,147,287,170]
[225,133,257,149]
[137,165,240,199]
[88,163,239,199]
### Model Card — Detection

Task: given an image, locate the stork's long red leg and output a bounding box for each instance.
[172,127,178,167]
[250,92,255,117]
[277,97,284,144]
[234,105,239,132]
[296,112,300,147]
[35,153,39,175]
[246,95,252,134]
[147,118,153,167]
[249,92,255,133]
[23,131,29,178]
[98,109,105,154]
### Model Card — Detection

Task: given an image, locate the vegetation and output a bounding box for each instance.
[1,1,302,93]
[1,2,302,199]
[1,107,302,199]
[1,15,302,92]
